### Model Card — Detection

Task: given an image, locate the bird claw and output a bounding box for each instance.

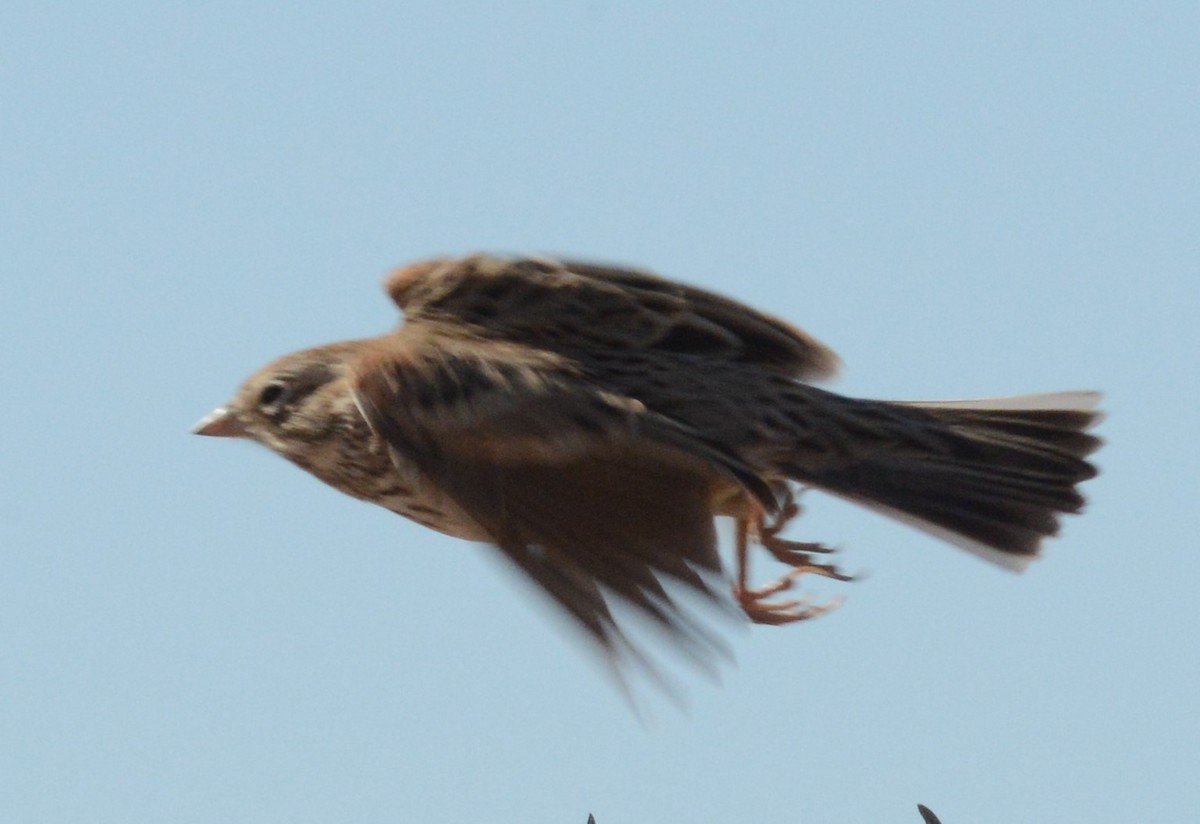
[763,534,842,563]
[734,572,844,625]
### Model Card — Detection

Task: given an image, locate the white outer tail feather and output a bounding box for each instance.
[904,390,1102,413]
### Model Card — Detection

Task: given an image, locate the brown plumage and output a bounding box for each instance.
[195,253,1102,676]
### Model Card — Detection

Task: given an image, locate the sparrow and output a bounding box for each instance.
[196,254,1101,675]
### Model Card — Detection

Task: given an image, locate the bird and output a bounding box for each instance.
[195,253,1101,678]
[917,805,943,824]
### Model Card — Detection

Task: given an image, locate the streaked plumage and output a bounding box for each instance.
[196,253,1102,677]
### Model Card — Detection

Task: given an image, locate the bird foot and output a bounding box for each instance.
[733,486,854,625]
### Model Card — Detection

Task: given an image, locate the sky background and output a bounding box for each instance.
[2,3,1197,823]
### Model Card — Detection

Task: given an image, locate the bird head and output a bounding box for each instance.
[194,343,361,463]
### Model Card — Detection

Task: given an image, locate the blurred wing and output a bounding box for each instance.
[351,336,771,673]
[384,254,840,380]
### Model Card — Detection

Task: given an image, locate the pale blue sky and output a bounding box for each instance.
[3,3,1197,823]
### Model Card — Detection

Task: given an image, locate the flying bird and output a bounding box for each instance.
[195,254,1101,676]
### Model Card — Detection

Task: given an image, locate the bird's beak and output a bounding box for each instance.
[193,407,248,438]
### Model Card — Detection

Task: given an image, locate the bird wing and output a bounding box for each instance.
[383,254,840,380]
[350,333,772,675]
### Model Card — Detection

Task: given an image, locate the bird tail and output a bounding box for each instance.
[783,391,1102,571]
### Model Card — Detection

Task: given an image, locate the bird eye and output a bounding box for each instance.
[258,382,287,409]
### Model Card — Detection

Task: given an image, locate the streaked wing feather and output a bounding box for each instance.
[441,455,734,673]
[384,254,839,380]
[350,336,760,671]
[352,333,777,503]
